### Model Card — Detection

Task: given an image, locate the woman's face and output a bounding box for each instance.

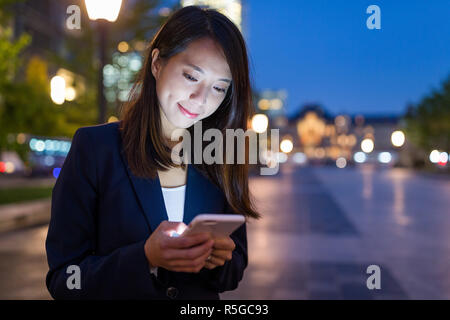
[151,37,232,132]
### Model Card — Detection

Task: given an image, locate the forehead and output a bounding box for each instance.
[175,38,231,78]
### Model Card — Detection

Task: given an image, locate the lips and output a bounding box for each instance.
[178,103,199,119]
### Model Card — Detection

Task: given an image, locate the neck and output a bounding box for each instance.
[159,108,186,149]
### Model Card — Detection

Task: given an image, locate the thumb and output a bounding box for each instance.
[160,221,188,235]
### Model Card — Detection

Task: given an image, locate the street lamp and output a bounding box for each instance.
[85,0,122,124]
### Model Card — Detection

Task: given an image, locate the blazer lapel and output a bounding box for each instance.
[118,136,167,233]
[183,164,225,225]
[182,164,199,226]
[122,162,168,233]
[130,171,168,233]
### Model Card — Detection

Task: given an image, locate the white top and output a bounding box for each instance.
[150,184,187,277]
[161,184,186,222]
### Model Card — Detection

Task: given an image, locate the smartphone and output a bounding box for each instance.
[181,214,246,238]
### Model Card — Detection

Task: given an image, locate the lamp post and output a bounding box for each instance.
[84,0,122,124]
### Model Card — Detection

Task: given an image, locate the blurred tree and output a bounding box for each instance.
[404,75,450,159]
[0,0,24,25]
[0,25,30,155]
[0,56,69,161]
[0,27,30,86]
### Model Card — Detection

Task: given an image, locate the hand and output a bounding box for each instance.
[204,236,236,270]
[144,221,214,273]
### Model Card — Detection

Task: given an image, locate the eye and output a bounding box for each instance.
[214,87,226,93]
[183,72,197,82]
[184,72,227,94]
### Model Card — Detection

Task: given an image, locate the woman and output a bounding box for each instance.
[45,5,260,300]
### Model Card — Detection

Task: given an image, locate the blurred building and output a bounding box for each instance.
[285,105,409,167]
[12,0,70,58]
[255,89,288,128]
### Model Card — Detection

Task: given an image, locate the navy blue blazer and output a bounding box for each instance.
[45,121,248,300]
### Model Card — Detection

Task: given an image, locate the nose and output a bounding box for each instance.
[189,84,208,107]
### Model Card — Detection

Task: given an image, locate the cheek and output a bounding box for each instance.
[158,85,181,110]
[202,99,223,119]
[157,70,184,102]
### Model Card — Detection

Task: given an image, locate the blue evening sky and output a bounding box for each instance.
[244,0,450,116]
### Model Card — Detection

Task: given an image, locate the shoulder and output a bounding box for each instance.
[67,122,123,180]
[73,121,121,150]
[71,121,122,161]
[75,121,121,143]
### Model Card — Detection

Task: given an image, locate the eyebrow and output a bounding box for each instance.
[185,63,231,83]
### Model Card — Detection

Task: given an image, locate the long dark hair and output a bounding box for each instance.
[119,5,260,220]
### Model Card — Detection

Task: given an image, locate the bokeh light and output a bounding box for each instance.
[280,139,293,153]
[251,114,269,133]
[336,157,347,168]
[391,130,405,147]
[361,138,374,153]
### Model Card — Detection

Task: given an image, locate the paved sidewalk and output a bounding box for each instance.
[0,176,56,189]
[221,163,450,299]
[0,198,51,233]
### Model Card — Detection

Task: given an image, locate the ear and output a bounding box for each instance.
[151,48,161,79]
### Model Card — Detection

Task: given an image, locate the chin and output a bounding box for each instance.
[169,116,195,129]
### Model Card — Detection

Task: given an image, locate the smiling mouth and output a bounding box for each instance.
[178,103,199,119]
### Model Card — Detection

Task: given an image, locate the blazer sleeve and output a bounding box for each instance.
[198,201,248,293]
[45,128,160,299]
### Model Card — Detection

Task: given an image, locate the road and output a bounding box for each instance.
[1,163,449,299]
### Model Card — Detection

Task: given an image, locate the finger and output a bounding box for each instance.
[169,248,212,272]
[164,232,212,249]
[211,249,233,261]
[212,237,236,250]
[204,261,216,270]
[165,240,214,261]
[206,255,226,267]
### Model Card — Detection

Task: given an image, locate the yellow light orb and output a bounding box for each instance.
[258,99,270,110]
[16,133,26,144]
[270,98,283,110]
[5,162,15,173]
[361,138,374,153]
[117,41,129,53]
[65,87,76,101]
[108,116,119,123]
[280,139,293,153]
[50,76,66,105]
[251,114,269,133]
[391,130,405,147]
